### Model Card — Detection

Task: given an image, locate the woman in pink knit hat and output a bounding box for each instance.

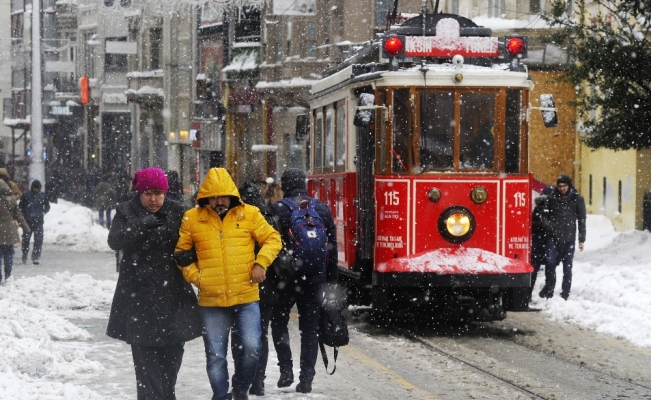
[106,167,202,399]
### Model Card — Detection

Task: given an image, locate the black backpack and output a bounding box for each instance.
[319,294,349,375]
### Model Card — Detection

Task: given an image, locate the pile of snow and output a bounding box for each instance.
[0,273,116,399]
[43,200,112,253]
[531,215,651,348]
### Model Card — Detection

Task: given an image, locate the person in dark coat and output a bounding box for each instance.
[92,175,118,228]
[237,180,281,396]
[107,167,203,400]
[0,180,30,284]
[539,175,587,300]
[19,180,50,265]
[530,185,554,302]
[166,170,183,204]
[269,168,338,394]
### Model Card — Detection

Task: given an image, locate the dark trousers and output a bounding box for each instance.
[0,245,14,279]
[545,238,575,296]
[530,239,546,299]
[22,220,44,261]
[255,280,278,383]
[131,343,184,400]
[271,279,323,382]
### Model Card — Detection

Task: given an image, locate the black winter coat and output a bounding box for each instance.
[270,188,338,284]
[531,202,549,265]
[19,190,50,224]
[106,197,202,346]
[544,187,587,244]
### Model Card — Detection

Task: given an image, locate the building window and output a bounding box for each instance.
[451,0,459,14]
[276,23,284,62]
[488,0,505,18]
[306,41,315,57]
[374,0,393,27]
[105,37,128,73]
[618,180,622,213]
[530,0,540,14]
[150,28,162,70]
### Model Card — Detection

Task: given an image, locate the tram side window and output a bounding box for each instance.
[460,93,495,169]
[420,92,454,170]
[392,89,410,173]
[505,90,521,173]
[336,104,346,167]
[314,112,324,168]
[325,108,335,168]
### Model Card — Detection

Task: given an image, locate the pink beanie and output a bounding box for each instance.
[132,167,169,194]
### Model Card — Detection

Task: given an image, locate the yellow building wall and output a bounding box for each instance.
[579,145,637,231]
[528,71,577,187]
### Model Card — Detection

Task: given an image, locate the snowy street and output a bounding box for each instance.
[1,201,651,399]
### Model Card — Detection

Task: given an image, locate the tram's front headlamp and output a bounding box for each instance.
[438,207,476,243]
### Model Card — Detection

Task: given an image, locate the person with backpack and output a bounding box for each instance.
[269,168,338,394]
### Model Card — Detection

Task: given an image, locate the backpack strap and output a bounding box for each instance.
[279,198,299,211]
[319,341,338,375]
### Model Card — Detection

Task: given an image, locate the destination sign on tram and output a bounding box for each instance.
[402,18,499,58]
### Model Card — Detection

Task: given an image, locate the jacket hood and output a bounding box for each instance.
[0,180,11,197]
[196,168,242,205]
[0,168,9,180]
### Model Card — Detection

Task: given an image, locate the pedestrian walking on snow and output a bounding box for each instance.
[539,175,586,300]
[19,180,49,265]
[175,167,281,400]
[107,167,203,400]
[269,168,339,394]
[0,180,30,284]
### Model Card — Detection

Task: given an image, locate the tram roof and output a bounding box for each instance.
[310,63,533,101]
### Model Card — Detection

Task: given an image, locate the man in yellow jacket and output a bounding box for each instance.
[175,168,281,400]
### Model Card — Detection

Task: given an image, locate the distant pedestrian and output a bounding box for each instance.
[19,180,50,265]
[539,175,586,300]
[0,168,22,201]
[107,167,203,400]
[530,186,553,302]
[92,175,117,228]
[166,170,183,203]
[0,180,30,284]
[264,182,282,206]
[269,168,338,394]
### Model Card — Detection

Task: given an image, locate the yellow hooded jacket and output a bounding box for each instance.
[175,168,281,307]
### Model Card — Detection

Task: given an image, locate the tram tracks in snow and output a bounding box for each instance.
[393,325,651,400]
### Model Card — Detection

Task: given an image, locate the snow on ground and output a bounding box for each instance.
[43,200,112,253]
[1,200,650,398]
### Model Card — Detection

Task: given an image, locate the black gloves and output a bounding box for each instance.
[141,213,164,229]
[175,248,198,267]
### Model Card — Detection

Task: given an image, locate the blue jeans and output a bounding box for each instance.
[545,238,575,296]
[271,280,324,382]
[98,209,113,228]
[200,303,261,400]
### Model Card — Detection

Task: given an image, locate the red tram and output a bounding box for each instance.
[302,10,557,321]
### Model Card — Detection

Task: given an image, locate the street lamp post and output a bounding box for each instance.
[30,0,45,184]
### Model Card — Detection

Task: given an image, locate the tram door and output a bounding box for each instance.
[354,92,377,266]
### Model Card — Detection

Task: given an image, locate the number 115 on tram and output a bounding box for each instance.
[301,12,558,321]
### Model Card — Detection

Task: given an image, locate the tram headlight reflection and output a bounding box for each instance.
[438,206,476,243]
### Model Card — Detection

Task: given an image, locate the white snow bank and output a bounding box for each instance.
[0,273,114,399]
[44,200,112,253]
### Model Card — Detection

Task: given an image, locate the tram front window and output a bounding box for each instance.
[460,93,495,170]
[392,89,410,173]
[420,92,454,170]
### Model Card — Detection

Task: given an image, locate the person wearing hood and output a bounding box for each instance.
[0,168,22,201]
[0,180,30,284]
[236,180,282,396]
[539,175,586,300]
[175,168,281,400]
[19,180,50,265]
[107,167,203,400]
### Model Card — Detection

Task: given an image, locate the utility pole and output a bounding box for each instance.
[30,0,45,184]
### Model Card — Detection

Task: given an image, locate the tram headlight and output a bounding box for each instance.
[438,206,476,244]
